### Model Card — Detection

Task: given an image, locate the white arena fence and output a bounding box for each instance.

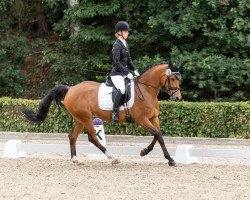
[1,140,250,164]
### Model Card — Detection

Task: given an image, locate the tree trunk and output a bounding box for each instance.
[68,0,80,35]
[35,0,48,36]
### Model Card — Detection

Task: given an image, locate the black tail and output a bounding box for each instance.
[20,85,69,123]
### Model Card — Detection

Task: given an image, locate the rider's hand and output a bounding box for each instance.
[127,73,134,80]
[134,70,140,76]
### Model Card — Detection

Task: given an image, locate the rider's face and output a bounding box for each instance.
[121,30,129,39]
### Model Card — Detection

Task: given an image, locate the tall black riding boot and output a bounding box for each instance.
[112,90,123,122]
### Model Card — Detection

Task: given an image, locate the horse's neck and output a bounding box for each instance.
[140,65,165,87]
[138,65,166,97]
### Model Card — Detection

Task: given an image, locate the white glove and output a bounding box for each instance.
[134,70,140,76]
[127,73,134,80]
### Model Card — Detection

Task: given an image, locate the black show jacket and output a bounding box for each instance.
[110,39,136,76]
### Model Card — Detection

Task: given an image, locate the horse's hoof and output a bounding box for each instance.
[112,159,120,165]
[168,160,176,166]
[76,161,85,166]
[71,156,79,163]
[140,148,147,157]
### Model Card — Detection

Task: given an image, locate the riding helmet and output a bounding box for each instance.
[115,21,132,33]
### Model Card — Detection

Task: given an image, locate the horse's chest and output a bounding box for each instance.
[144,105,159,118]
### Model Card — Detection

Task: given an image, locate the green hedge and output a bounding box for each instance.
[0,97,249,138]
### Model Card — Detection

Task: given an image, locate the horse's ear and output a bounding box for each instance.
[174,59,180,68]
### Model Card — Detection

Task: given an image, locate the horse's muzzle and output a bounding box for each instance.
[170,94,182,101]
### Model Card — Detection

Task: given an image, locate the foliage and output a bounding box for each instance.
[39,0,119,86]
[0,37,32,97]
[0,0,66,34]
[0,0,36,33]
[171,47,250,101]
[41,0,250,101]
[0,98,249,138]
[40,39,111,87]
[0,97,73,133]
[0,0,249,101]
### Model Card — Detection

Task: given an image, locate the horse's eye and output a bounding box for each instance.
[171,78,175,81]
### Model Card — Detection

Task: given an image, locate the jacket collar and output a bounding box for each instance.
[116,39,128,50]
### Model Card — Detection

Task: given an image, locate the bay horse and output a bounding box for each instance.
[20,62,182,166]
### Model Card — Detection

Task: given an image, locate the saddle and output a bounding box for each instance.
[98,76,135,111]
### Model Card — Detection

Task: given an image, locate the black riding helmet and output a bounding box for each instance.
[115,21,132,33]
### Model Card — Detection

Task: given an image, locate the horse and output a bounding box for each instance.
[20,62,182,166]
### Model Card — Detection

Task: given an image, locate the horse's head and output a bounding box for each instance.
[161,61,182,101]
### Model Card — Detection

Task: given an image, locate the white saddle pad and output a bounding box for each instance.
[98,81,135,110]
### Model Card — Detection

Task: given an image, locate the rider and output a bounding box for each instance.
[110,21,140,122]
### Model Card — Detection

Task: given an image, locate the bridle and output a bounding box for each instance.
[135,68,181,100]
[163,68,181,95]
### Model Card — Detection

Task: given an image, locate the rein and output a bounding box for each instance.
[135,79,157,101]
[135,75,180,101]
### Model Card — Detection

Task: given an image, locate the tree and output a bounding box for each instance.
[146,0,250,100]
[67,0,80,34]
[35,0,48,36]
[0,37,31,97]
[1,0,249,100]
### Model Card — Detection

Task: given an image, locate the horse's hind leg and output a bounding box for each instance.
[68,118,83,162]
[83,117,120,164]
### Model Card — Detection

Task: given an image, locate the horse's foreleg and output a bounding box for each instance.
[68,119,83,162]
[140,136,157,156]
[157,132,176,166]
[84,118,120,164]
[139,118,176,166]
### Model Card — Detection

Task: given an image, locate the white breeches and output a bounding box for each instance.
[111,75,125,94]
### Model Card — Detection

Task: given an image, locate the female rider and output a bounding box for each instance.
[110,21,140,122]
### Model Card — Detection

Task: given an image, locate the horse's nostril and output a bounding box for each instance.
[176,97,179,100]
